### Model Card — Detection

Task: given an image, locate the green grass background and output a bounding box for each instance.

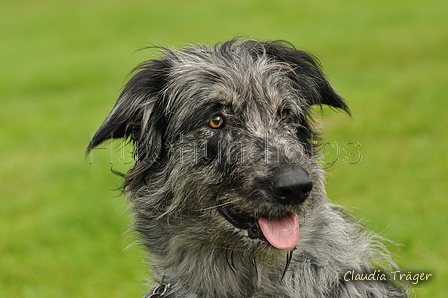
[1,0,446,296]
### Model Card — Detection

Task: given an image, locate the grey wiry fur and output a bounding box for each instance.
[88,39,410,297]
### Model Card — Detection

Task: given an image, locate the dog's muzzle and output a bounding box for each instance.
[219,169,313,250]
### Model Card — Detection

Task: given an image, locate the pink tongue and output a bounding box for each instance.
[258,213,299,249]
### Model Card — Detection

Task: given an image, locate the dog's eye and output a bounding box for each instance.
[208,114,225,129]
[281,109,289,121]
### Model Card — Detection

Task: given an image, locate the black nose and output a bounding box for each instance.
[272,169,313,205]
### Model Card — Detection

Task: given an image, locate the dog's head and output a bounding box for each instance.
[87,39,349,252]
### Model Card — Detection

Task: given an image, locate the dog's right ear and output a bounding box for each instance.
[86,58,170,161]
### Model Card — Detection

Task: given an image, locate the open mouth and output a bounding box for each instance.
[218,207,300,250]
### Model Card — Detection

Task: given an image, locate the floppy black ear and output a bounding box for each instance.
[258,41,350,114]
[86,58,170,160]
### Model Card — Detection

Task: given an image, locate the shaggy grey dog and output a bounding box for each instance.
[87,39,410,298]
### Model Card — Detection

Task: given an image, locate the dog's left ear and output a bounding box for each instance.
[261,41,350,115]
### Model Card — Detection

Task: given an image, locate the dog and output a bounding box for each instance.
[87,39,410,297]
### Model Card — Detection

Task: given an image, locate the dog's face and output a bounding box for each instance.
[88,40,349,254]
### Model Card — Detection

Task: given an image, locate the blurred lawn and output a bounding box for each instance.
[1,0,446,297]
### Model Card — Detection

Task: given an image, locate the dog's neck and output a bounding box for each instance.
[150,241,290,298]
